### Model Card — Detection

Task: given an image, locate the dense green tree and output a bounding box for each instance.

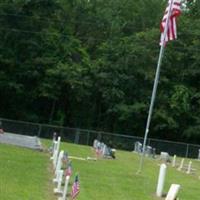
[0,0,200,143]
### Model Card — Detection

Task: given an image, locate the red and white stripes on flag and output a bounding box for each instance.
[71,175,80,199]
[160,0,181,45]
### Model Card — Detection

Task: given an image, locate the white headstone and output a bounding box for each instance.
[102,144,107,156]
[156,163,167,197]
[172,155,176,167]
[198,149,200,160]
[160,152,170,162]
[53,168,60,183]
[50,141,58,160]
[93,139,98,149]
[55,150,64,175]
[134,141,142,153]
[186,161,192,174]
[54,170,64,194]
[178,158,184,171]
[145,146,152,157]
[58,175,70,200]
[165,184,181,200]
[53,136,61,168]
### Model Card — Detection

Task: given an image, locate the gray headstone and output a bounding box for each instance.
[0,132,42,150]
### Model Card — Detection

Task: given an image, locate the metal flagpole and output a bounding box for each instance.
[137,0,174,174]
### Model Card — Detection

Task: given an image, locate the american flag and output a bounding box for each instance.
[71,175,80,199]
[65,162,72,177]
[160,0,181,45]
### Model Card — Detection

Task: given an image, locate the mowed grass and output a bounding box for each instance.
[1,140,200,200]
[0,143,54,200]
[43,140,200,200]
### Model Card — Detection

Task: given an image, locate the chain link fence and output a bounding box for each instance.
[0,117,200,158]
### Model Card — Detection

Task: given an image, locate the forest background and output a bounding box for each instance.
[0,0,200,143]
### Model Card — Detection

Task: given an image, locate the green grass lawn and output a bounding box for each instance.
[44,140,200,200]
[0,143,54,200]
[1,140,200,200]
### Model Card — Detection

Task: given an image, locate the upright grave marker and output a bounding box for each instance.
[54,170,64,195]
[160,152,170,163]
[145,146,153,157]
[50,132,57,159]
[53,136,61,168]
[172,155,176,167]
[51,141,58,160]
[134,141,142,153]
[177,158,184,171]
[55,150,64,175]
[165,184,180,200]
[156,164,167,197]
[186,161,192,174]
[58,176,70,200]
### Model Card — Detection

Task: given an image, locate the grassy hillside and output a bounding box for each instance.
[1,140,200,200]
[0,143,54,200]
[44,140,200,200]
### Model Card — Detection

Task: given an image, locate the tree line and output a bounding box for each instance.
[0,0,200,143]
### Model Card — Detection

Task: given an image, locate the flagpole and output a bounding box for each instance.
[137,0,174,174]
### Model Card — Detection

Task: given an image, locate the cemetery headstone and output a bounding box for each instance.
[172,155,176,167]
[177,158,184,171]
[95,141,102,156]
[134,141,142,153]
[53,132,57,141]
[55,150,64,175]
[93,139,98,149]
[0,132,42,150]
[152,148,156,158]
[58,175,70,200]
[50,132,57,156]
[186,161,192,174]
[53,136,61,168]
[50,141,58,160]
[145,146,152,157]
[156,163,167,197]
[160,152,170,163]
[165,184,181,200]
[54,170,64,194]
[102,143,107,156]
[102,146,116,159]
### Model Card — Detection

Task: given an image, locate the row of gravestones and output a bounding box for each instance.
[157,151,200,200]
[156,163,181,200]
[50,134,79,200]
[159,151,197,175]
[171,155,196,175]
[93,139,116,159]
[134,141,156,158]
[135,141,200,162]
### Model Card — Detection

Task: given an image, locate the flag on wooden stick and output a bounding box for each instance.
[160,0,181,45]
[71,175,80,199]
[65,161,72,177]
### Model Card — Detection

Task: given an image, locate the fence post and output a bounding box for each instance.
[185,144,189,158]
[37,124,42,137]
[74,129,80,144]
[86,131,90,145]
[97,132,102,141]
